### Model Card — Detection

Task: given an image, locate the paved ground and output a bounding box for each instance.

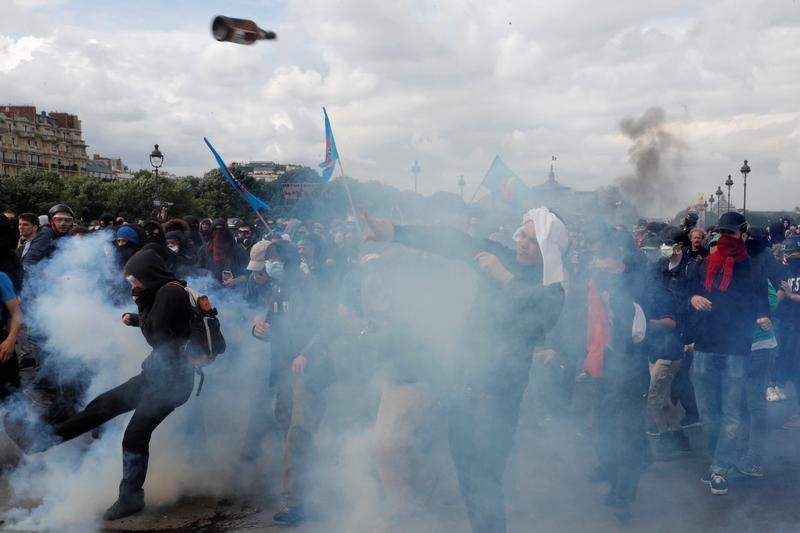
[3,380,800,532]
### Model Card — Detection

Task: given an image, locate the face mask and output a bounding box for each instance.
[660,243,675,258]
[265,261,285,281]
[167,244,179,253]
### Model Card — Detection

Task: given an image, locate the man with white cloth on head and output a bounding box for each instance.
[362,207,568,533]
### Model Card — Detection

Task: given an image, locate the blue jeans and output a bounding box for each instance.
[692,351,746,475]
[739,348,774,464]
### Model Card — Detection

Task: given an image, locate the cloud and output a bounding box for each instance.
[0,1,799,212]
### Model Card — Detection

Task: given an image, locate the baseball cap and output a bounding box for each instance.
[717,212,747,232]
[247,240,270,271]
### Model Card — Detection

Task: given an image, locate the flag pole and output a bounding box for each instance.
[334,158,364,236]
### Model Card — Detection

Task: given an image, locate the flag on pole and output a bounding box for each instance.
[481,155,529,203]
[204,137,271,212]
[318,107,339,183]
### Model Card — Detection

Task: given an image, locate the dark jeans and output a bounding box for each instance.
[54,370,193,497]
[773,323,800,403]
[739,348,774,464]
[692,351,746,475]
[448,378,527,533]
[671,350,699,419]
[593,371,649,503]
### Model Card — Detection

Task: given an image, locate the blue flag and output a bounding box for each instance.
[204,137,271,212]
[481,155,529,203]
[318,107,339,183]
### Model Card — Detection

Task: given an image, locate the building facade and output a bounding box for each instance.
[87,154,133,179]
[0,105,89,177]
[234,160,302,182]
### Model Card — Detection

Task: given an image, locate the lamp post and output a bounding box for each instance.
[708,194,715,222]
[740,159,751,219]
[715,186,723,218]
[411,160,420,194]
[458,175,466,200]
[149,144,164,207]
[725,174,734,213]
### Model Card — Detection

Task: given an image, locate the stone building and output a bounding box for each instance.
[0,105,89,177]
[234,160,302,182]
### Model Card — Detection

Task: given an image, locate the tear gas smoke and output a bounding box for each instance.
[616,106,686,217]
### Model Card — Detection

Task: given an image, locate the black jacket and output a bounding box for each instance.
[685,255,770,356]
[394,225,565,392]
[124,250,192,382]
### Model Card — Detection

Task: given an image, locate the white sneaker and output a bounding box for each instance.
[776,386,788,401]
[766,386,780,402]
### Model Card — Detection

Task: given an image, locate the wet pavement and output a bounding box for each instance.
[3,381,800,532]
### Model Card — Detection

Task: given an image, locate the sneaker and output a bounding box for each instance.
[575,369,591,382]
[766,386,780,402]
[700,469,712,485]
[709,473,728,495]
[103,492,145,521]
[737,463,764,478]
[782,414,800,430]
[273,506,305,526]
[680,415,703,429]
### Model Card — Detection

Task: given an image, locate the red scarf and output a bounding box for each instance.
[704,235,748,292]
[584,281,609,378]
[206,230,231,263]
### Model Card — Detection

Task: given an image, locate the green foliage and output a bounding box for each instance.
[0,165,325,222]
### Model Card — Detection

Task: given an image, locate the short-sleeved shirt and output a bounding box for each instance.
[0,272,16,302]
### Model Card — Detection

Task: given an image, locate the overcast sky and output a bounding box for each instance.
[2,0,799,213]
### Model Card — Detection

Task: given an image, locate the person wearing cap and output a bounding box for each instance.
[244,239,331,527]
[685,211,771,496]
[19,204,74,271]
[361,206,567,533]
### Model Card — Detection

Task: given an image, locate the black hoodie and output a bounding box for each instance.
[124,249,192,379]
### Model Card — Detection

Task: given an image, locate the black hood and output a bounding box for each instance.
[124,248,175,290]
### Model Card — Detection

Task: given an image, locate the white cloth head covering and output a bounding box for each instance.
[515,207,569,286]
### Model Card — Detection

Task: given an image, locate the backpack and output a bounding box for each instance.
[169,282,226,394]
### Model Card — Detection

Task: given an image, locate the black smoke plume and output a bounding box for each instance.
[617,107,686,217]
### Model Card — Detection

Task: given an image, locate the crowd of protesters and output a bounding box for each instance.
[1,200,800,531]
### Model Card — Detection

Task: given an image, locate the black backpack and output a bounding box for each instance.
[170,282,226,394]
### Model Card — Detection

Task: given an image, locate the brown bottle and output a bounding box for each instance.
[211,16,277,45]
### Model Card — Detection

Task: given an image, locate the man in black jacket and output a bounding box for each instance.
[5,248,194,521]
[362,207,567,533]
[686,212,771,496]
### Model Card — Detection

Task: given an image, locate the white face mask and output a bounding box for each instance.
[167,244,179,253]
[660,243,676,258]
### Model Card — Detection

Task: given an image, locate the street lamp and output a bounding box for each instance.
[149,144,164,207]
[740,159,751,219]
[725,174,734,213]
[715,186,723,218]
[411,160,420,194]
[458,175,466,200]
[708,193,715,221]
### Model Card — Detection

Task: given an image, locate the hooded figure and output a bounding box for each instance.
[5,249,193,521]
[114,225,143,269]
[181,215,204,248]
[165,229,199,279]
